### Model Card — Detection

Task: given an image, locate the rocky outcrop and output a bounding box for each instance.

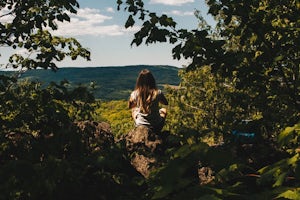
[75,121,114,152]
[74,121,166,177]
[74,121,215,186]
[122,125,165,178]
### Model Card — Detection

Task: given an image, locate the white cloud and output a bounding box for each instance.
[149,0,194,6]
[53,8,136,37]
[167,10,194,16]
[106,7,115,13]
[16,48,30,56]
[0,6,14,23]
[76,8,112,23]
[0,6,137,37]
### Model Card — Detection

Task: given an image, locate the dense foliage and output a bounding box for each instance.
[117,0,300,199]
[93,100,134,137]
[118,0,299,136]
[0,76,145,200]
[0,0,90,70]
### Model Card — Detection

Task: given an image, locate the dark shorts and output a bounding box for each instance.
[149,117,165,132]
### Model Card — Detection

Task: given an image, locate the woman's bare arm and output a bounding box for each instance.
[128,95,136,109]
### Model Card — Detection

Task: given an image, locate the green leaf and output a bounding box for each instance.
[274,55,284,62]
[278,124,300,146]
[197,194,222,200]
[56,14,64,22]
[63,13,70,22]
[276,188,300,199]
[287,154,300,166]
[272,172,287,187]
[125,15,135,28]
[173,144,193,159]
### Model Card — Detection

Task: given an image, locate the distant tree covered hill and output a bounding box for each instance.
[1,65,180,100]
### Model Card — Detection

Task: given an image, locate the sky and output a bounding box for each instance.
[1,0,215,68]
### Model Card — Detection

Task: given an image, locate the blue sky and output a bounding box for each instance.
[1,0,215,68]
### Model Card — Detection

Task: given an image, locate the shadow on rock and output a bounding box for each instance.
[121,125,172,178]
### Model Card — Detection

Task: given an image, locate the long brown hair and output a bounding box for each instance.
[135,69,158,114]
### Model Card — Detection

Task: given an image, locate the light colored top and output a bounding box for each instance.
[129,89,167,129]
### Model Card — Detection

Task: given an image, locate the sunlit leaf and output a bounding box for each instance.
[276,188,300,199]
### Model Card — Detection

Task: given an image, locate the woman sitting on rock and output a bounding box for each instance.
[128,69,168,132]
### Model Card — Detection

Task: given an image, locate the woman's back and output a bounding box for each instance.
[129,69,168,132]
